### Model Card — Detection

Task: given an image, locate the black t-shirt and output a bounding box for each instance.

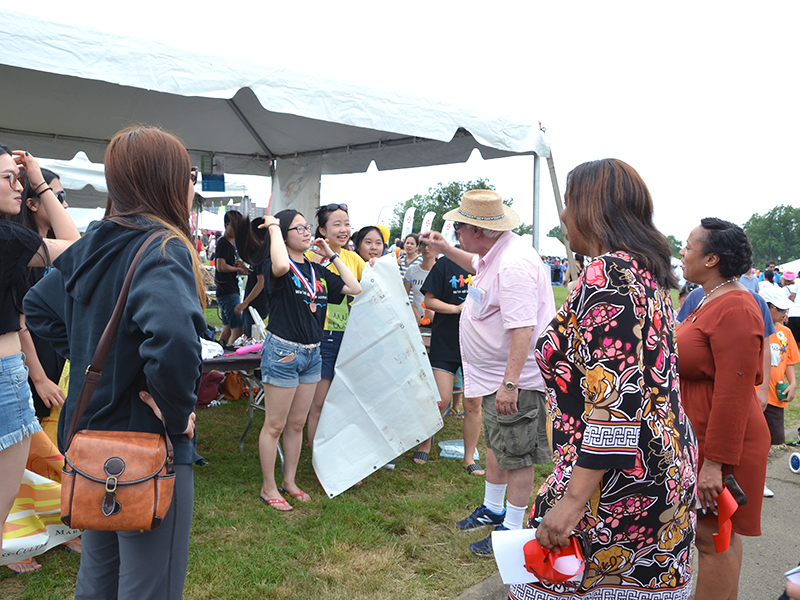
[262,257,346,345]
[214,237,239,297]
[0,221,43,335]
[244,266,268,318]
[420,256,470,363]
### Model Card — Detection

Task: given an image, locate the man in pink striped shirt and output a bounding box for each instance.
[421,189,555,557]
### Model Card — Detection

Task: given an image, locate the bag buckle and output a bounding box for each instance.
[102,457,125,517]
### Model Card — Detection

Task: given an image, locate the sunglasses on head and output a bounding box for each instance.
[323,203,348,213]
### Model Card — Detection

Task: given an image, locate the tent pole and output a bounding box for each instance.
[532,154,540,252]
[546,153,577,283]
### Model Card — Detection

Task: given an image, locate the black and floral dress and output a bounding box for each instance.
[510,252,697,600]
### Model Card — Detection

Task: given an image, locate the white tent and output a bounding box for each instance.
[38,152,271,209]
[0,10,549,184]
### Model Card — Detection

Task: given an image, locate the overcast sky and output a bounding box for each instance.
[7,0,799,245]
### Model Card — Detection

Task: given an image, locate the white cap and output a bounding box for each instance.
[760,286,794,310]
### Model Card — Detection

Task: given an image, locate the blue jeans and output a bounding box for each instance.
[260,333,322,388]
[217,293,242,328]
[0,353,42,451]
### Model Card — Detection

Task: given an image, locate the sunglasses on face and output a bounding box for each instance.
[289,224,314,234]
[1,171,26,189]
[55,190,67,203]
[190,167,198,185]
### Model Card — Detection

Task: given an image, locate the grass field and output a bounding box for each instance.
[3,284,799,599]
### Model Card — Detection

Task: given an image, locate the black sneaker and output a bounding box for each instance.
[470,524,509,557]
[455,504,505,531]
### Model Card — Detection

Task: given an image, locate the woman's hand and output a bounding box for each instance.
[11,150,45,188]
[139,391,196,440]
[368,257,378,267]
[536,496,585,551]
[697,458,724,514]
[32,376,65,408]
[260,215,280,229]
[234,302,247,315]
[313,238,335,259]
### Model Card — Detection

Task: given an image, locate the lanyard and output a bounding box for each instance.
[288,257,316,300]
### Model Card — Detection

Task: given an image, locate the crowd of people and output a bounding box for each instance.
[2,131,798,599]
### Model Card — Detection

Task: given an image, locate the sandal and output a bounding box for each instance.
[412,450,429,465]
[279,486,311,502]
[259,495,293,511]
[466,463,485,476]
[6,558,42,574]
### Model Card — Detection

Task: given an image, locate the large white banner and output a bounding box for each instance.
[312,256,442,497]
[400,207,416,239]
[420,211,436,234]
[270,157,322,219]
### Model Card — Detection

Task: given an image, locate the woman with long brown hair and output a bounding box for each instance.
[510,159,697,599]
[25,127,205,599]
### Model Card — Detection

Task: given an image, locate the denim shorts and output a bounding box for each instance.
[217,293,243,328]
[0,353,42,451]
[320,330,344,380]
[482,389,550,470]
[261,333,322,388]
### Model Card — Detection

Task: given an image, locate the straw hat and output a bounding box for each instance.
[443,189,520,231]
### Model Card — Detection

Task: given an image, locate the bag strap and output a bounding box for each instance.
[64,230,174,463]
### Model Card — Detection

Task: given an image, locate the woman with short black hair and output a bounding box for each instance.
[676,217,769,600]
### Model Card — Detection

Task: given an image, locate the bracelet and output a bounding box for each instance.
[38,186,54,196]
[329,253,339,262]
[268,223,280,228]
[33,181,47,192]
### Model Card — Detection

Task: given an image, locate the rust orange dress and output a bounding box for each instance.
[676,290,770,535]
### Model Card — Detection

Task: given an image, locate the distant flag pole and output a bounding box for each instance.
[442,220,458,247]
[420,211,436,234]
[401,207,416,239]
[377,205,393,227]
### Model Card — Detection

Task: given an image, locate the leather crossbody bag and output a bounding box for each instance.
[61,231,176,531]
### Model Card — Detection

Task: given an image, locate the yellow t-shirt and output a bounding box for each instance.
[305,247,364,331]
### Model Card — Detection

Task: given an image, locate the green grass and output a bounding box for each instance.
[0,403,552,600]
[7,285,798,598]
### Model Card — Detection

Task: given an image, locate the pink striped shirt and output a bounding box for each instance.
[459,231,556,397]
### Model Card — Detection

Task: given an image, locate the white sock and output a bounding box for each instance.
[503,501,528,530]
[484,482,507,514]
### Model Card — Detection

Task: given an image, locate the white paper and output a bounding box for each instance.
[312,256,443,497]
[493,527,541,584]
[492,527,584,586]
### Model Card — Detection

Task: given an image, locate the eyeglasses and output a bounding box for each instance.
[452,222,467,232]
[323,203,348,213]
[1,172,26,189]
[190,167,198,185]
[289,224,314,234]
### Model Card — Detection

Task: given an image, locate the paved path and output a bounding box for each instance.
[456,445,800,600]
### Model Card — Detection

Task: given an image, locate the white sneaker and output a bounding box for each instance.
[763,484,774,498]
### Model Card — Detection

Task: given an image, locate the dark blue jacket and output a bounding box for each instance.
[24,218,205,464]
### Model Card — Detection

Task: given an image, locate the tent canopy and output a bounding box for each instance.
[0,10,549,180]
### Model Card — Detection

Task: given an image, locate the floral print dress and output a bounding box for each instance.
[509,252,697,600]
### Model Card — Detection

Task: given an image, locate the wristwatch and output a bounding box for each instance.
[502,380,518,391]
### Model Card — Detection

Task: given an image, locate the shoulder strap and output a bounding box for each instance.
[64,231,172,456]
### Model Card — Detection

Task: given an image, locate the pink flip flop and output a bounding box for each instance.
[259,495,293,511]
[279,487,311,502]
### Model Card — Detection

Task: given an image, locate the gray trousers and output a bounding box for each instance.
[74,464,194,600]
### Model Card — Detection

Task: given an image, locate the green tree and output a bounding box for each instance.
[666,235,683,258]
[389,179,532,241]
[547,225,564,245]
[743,205,800,268]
